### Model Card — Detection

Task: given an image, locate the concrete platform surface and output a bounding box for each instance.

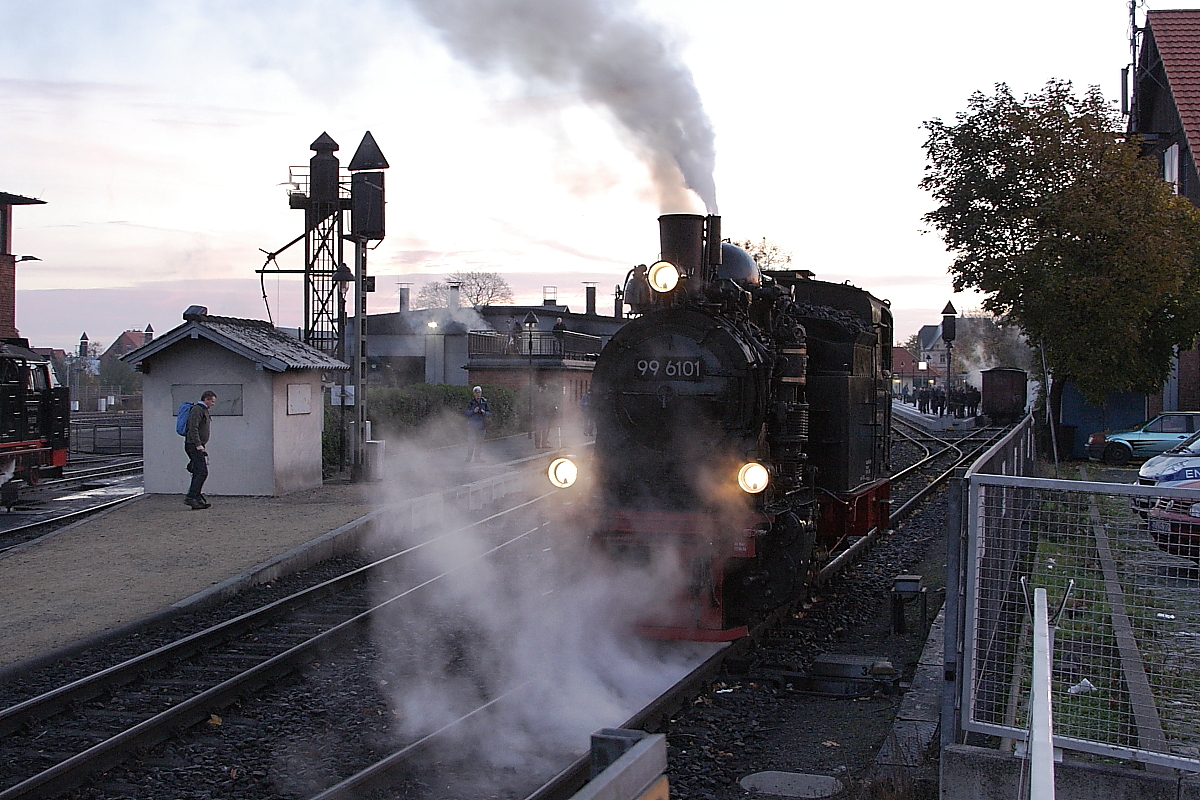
[0,486,375,667]
[892,400,976,432]
[0,430,575,671]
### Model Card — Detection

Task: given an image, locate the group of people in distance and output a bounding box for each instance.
[901,384,980,418]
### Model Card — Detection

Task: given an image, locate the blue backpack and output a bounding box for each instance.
[175,402,194,436]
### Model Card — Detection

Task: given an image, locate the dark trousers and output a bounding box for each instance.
[185,444,208,499]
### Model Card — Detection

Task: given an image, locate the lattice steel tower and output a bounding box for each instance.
[296,132,347,353]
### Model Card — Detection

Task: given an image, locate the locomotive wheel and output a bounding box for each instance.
[1102,443,1132,466]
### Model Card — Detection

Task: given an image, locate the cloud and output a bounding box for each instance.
[490,218,628,265]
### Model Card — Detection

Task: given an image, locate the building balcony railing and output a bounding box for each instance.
[468,330,602,361]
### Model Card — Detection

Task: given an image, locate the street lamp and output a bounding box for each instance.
[333,263,354,473]
[524,311,539,439]
[941,301,957,392]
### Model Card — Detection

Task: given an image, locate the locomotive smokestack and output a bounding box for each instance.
[658,214,705,281]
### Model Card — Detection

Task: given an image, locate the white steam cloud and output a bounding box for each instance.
[361,428,716,789]
[403,0,718,213]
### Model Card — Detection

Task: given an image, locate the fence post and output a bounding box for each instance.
[1029,587,1055,799]
[943,475,966,750]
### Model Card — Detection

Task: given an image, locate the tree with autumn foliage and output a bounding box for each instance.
[922,80,1200,421]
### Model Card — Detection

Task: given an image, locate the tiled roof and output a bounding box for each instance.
[121,313,349,371]
[1147,10,1200,159]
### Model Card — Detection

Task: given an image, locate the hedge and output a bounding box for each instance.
[323,384,521,472]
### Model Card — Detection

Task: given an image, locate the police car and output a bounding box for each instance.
[1134,431,1200,512]
[1138,431,1200,487]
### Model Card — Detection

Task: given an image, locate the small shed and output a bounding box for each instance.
[122,307,348,496]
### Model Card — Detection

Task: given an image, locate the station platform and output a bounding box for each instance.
[892,399,976,432]
[0,431,571,673]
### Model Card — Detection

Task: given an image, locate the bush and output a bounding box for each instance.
[321,384,521,474]
[367,384,520,445]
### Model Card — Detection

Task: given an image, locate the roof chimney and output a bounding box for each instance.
[543,285,557,307]
[447,282,461,310]
[398,283,410,313]
[144,323,154,345]
[584,282,597,316]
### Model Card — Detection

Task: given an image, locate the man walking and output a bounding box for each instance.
[185,390,216,509]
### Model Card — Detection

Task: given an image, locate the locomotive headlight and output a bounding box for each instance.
[647,261,680,293]
[737,462,769,493]
[548,457,578,488]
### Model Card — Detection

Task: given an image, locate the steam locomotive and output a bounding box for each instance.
[0,340,70,494]
[550,214,891,640]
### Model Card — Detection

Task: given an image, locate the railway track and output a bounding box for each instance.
[0,458,145,552]
[0,418,999,799]
[0,493,557,799]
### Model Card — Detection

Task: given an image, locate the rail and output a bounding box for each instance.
[965,412,1036,477]
[469,330,603,360]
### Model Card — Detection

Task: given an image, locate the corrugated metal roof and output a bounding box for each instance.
[201,315,348,370]
[1147,10,1200,159]
[0,192,45,206]
[121,313,349,372]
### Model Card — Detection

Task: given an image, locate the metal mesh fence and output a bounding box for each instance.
[69,422,143,454]
[964,474,1200,770]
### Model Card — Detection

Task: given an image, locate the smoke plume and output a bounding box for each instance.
[404,0,718,213]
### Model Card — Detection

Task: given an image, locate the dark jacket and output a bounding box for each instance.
[185,402,211,447]
[465,397,491,431]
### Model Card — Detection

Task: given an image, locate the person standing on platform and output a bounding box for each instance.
[184,390,216,509]
[534,383,557,449]
[464,385,491,463]
[552,317,567,354]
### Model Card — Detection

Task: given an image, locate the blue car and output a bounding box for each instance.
[1085,412,1200,465]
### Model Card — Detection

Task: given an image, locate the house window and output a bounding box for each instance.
[1165,144,1180,194]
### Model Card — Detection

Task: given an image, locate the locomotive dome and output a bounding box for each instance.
[716,243,760,285]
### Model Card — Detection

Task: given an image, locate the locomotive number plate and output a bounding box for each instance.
[634,358,703,380]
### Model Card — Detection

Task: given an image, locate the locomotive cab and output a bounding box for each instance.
[0,341,69,491]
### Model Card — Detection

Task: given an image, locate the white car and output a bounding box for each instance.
[1139,431,1200,485]
[1136,431,1200,510]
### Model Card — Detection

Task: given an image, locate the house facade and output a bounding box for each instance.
[1133,10,1200,415]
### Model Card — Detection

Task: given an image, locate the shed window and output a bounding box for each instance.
[287,383,312,415]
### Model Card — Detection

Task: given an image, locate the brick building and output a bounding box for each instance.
[0,191,45,340]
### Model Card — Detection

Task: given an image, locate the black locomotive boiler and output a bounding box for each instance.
[562,214,891,641]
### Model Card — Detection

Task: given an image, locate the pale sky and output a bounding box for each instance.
[0,0,1143,351]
